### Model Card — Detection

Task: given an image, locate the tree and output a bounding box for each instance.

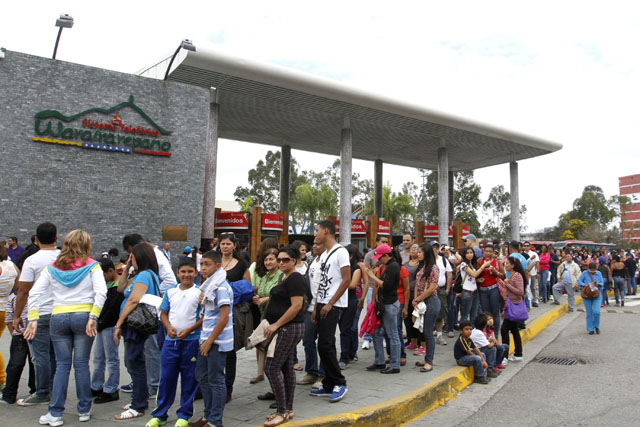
[363,184,416,234]
[557,186,620,240]
[481,185,527,240]
[293,182,336,231]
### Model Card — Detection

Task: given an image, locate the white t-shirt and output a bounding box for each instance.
[459,262,477,292]
[21,249,61,316]
[316,244,350,308]
[0,260,19,310]
[308,258,321,312]
[436,255,453,288]
[528,251,539,276]
[154,246,178,293]
[196,253,202,271]
[471,328,490,348]
[159,284,202,340]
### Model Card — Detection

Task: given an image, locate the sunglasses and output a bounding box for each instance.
[277,257,292,263]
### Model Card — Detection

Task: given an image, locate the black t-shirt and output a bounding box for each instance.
[379,260,400,304]
[348,265,361,300]
[454,334,476,360]
[225,258,249,282]
[264,272,306,324]
[624,258,637,276]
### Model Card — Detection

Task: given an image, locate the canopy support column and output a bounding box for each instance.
[279,145,291,212]
[201,88,219,248]
[448,170,454,224]
[339,119,353,244]
[510,161,520,242]
[374,159,383,217]
[438,145,449,244]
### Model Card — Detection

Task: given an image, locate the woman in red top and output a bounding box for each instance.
[538,244,551,303]
[477,245,505,341]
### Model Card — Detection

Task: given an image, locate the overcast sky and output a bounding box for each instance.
[3,1,639,232]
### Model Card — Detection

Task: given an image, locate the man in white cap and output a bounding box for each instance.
[465,234,483,259]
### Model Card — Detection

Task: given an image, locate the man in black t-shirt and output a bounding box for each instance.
[624,253,637,295]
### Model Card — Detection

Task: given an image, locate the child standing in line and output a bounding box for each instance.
[190,250,233,427]
[1,288,36,404]
[470,313,499,378]
[146,257,203,427]
[483,313,509,370]
[454,320,490,385]
[91,258,124,404]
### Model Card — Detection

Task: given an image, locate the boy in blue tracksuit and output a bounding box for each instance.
[146,257,202,427]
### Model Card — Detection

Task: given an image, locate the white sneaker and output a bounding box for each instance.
[361,341,370,350]
[383,340,386,348]
[312,379,324,389]
[79,413,91,422]
[512,356,523,362]
[39,413,63,426]
[436,336,447,345]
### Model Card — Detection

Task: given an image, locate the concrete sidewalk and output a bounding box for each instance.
[0,299,570,427]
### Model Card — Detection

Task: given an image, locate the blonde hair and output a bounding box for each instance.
[54,230,92,269]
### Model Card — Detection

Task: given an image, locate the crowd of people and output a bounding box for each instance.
[0,223,637,426]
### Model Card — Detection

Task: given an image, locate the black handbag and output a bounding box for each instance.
[125,273,159,335]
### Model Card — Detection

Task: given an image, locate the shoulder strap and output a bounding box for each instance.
[150,272,159,296]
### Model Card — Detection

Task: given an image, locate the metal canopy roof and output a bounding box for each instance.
[143,48,561,171]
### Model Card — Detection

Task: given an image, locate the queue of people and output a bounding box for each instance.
[1,221,636,426]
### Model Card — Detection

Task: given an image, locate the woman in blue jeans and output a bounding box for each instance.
[413,244,440,373]
[24,230,107,426]
[459,247,492,323]
[578,263,604,335]
[113,242,161,420]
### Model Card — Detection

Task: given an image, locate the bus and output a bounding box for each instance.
[550,240,617,252]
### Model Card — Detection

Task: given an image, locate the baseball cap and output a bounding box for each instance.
[466,234,477,242]
[184,246,193,253]
[372,243,392,260]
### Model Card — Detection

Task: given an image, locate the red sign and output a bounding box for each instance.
[377,220,390,236]
[424,225,470,239]
[334,219,366,235]
[262,213,284,231]
[215,212,249,230]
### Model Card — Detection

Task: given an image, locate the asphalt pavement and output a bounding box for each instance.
[409,296,640,427]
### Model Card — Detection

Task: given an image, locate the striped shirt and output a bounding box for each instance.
[5,293,27,336]
[200,281,234,352]
[454,334,476,360]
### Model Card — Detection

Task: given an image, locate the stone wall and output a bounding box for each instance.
[0,50,209,256]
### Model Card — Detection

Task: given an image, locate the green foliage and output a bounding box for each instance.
[557,186,620,240]
[363,184,415,234]
[481,185,527,240]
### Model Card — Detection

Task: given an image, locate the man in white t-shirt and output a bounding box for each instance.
[431,243,453,345]
[527,247,540,307]
[310,221,350,403]
[13,222,60,406]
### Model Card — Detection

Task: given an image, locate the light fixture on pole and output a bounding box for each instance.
[52,14,74,60]
[164,39,196,80]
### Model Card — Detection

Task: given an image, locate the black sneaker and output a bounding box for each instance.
[366,364,386,371]
[94,390,119,404]
[473,376,490,385]
[90,388,103,398]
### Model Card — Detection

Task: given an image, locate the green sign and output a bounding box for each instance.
[33,95,173,157]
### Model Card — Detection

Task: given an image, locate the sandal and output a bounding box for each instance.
[266,410,294,421]
[415,361,426,367]
[264,412,288,426]
[420,366,433,373]
[115,408,143,420]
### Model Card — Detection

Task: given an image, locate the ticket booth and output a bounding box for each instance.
[335,219,368,252]
[214,210,250,250]
[422,222,470,248]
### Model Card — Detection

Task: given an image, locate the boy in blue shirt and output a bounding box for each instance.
[191,250,233,427]
[146,258,202,427]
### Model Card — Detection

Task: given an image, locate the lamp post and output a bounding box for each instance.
[52,14,74,60]
[164,39,196,80]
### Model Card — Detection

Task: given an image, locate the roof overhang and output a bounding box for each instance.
[141,48,562,171]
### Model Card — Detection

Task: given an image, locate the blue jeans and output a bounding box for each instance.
[124,340,148,412]
[613,277,625,304]
[196,345,227,426]
[583,294,602,333]
[456,354,486,378]
[422,295,440,365]
[602,279,610,305]
[49,312,94,417]
[145,333,161,395]
[302,311,325,377]
[460,291,479,323]
[385,303,407,359]
[374,301,400,369]
[352,301,361,357]
[27,315,56,398]
[478,287,502,341]
[152,339,199,421]
[539,270,550,301]
[495,343,509,366]
[339,298,358,364]
[478,345,497,370]
[91,326,120,393]
[447,290,457,331]
[627,275,637,295]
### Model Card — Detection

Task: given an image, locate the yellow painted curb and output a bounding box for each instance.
[258,298,584,427]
